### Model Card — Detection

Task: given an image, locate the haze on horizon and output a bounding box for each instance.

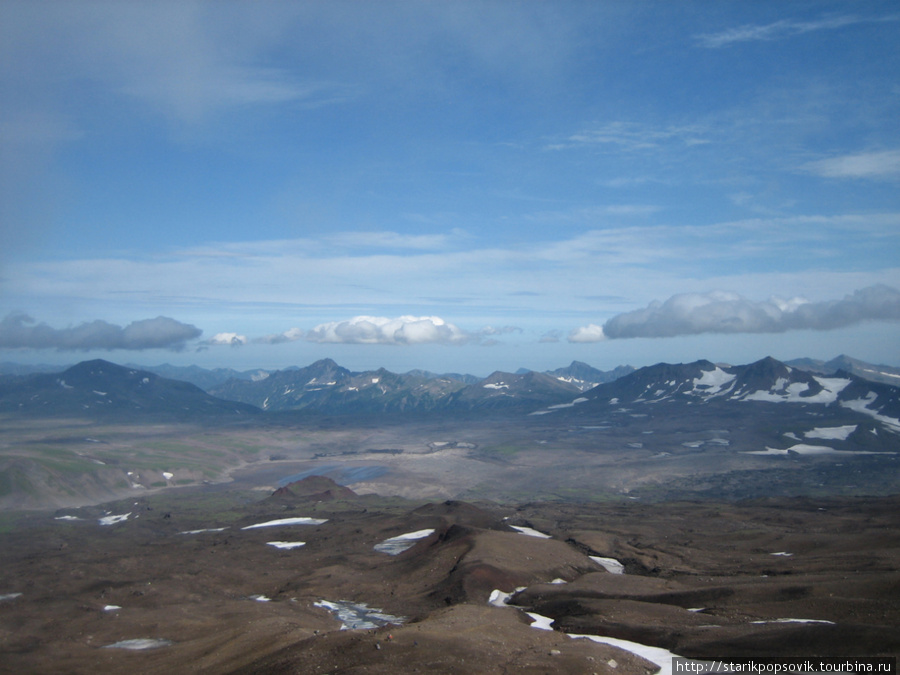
[1,1,898,377]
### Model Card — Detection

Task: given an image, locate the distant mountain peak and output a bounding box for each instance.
[0,360,259,420]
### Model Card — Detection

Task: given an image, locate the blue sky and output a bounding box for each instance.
[1,1,899,376]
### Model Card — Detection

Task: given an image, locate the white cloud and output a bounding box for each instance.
[2,2,353,125]
[305,316,469,346]
[0,313,201,351]
[568,324,606,343]
[323,230,462,251]
[803,150,900,179]
[5,216,899,347]
[548,121,710,152]
[204,332,248,347]
[695,14,899,49]
[592,285,900,340]
[480,325,522,336]
[256,327,304,344]
[539,330,562,344]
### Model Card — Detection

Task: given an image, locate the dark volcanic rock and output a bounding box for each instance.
[1,485,898,673]
[270,475,357,502]
[409,500,505,530]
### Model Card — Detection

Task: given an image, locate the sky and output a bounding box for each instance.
[1,0,899,376]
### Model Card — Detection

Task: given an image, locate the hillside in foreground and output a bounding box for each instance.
[0,482,897,672]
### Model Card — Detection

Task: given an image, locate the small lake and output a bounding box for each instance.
[276,464,389,487]
[223,461,390,490]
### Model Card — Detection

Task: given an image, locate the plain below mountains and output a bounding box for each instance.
[1,355,899,509]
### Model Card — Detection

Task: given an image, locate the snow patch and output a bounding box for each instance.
[266,541,306,549]
[742,377,850,404]
[526,612,555,630]
[241,517,327,529]
[745,445,894,456]
[841,393,900,432]
[488,587,526,607]
[750,618,835,625]
[314,600,405,630]
[99,513,131,526]
[103,639,173,650]
[805,425,856,440]
[692,368,735,395]
[569,633,682,675]
[510,525,552,539]
[374,529,435,555]
[590,556,625,574]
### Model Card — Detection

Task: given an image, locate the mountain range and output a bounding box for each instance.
[3,354,900,467]
[2,354,899,509]
[2,356,899,430]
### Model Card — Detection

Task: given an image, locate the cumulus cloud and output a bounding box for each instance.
[569,285,900,341]
[255,327,304,344]
[568,324,606,343]
[0,313,202,351]
[203,332,248,347]
[305,316,469,345]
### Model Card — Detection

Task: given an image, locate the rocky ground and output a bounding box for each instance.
[0,479,898,674]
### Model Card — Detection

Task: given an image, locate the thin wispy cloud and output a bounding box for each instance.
[323,230,463,251]
[2,3,898,371]
[0,313,201,351]
[256,328,304,345]
[802,150,900,179]
[569,285,900,342]
[538,330,562,344]
[525,205,662,225]
[695,14,900,49]
[7,214,899,331]
[547,122,710,152]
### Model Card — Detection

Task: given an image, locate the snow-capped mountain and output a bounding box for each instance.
[209,359,468,413]
[444,370,581,410]
[787,354,900,387]
[544,361,635,391]
[533,356,900,443]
